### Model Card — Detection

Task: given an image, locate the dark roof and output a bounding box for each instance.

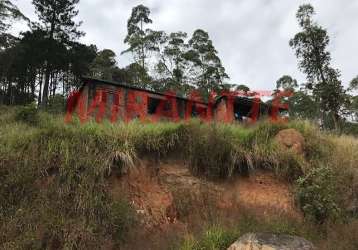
[80,77,287,112]
[80,76,208,105]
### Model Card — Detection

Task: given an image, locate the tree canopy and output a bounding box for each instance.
[0,1,357,131]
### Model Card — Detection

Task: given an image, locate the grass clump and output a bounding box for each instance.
[179,225,237,250]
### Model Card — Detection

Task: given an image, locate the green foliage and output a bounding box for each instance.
[47,94,65,114]
[178,213,317,250]
[32,0,84,107]
[179,226,237,250]
[276,75,298,91]
[187,29,229,97]
[0,0,29,48]
[2,108,358,248]
[296,166,341,223]
[90,49,117,80]
[32,0,83,40]
[0,117,138,248]
[110,200,137,244]
[122,4,153,72]
[290,4,346,130]
[288,90,320,120]
[186,122,252,178]
[349,75,358,91]
[235,84,250,93]
[341,122,358,136]
[14,103,40,125]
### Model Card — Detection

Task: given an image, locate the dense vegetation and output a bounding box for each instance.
[1,1,358,249]
[1,106,358,249]
[0,1,357,130]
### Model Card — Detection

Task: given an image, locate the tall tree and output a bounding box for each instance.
[290,4,345,129]
[68,42,97,88]
[122,4,152,71]
[0,0,29,49]
[187,29,228,98]
[32,0,83,107]
[154,31,192,94]
[90,49,117,81]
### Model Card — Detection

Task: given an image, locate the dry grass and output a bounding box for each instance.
[1,106,358,249]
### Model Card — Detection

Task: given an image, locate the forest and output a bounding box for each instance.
[0,0,358,131]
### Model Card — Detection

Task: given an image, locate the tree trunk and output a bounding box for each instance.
[38,69,43,106]
[52,72,57,96]
[41,64,50,108]
[41,10,56,108]
[140,20,145,69]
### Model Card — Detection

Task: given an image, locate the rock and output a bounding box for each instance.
[227,233,315,250]
[274,128,305,154]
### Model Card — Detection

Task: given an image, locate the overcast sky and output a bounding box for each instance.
[13,0,358,91]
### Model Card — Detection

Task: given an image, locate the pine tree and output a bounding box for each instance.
[32,0,83,107]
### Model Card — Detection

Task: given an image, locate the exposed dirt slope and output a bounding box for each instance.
[108,160,301,249]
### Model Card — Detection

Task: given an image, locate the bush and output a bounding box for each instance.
[296,166,342,223]
[47,94,66,114]
[341,122,358,136]
[14,103,39,125]
[110,199,137,244]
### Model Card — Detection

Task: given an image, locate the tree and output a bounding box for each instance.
[32,0,83,107]
[234,84,250,93]
[349,75,358,91]
[0,0,29,49]
[290,4,346,129]
[0,29,49,105]
[346,76,358,122]
[90,49,117,81]
[288,90,320,120]
[68,42,97,88]
[122,4,152,70]
[117,63,151,87]
[273,75,320,120]
[154,31,192,94]
[186,29,229,98]
[276,75,298,92]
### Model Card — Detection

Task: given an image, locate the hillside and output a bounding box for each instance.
[1,105,358,250]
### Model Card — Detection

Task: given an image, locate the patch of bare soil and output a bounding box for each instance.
[220,171,302,219]
[108,160,302,249]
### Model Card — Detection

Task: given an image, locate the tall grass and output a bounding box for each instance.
[1,106,358,248]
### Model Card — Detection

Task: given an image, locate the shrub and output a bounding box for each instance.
[110,199,137,244]
[296,166,341,223]
[14,103,39,125]
[47,94,66,114]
